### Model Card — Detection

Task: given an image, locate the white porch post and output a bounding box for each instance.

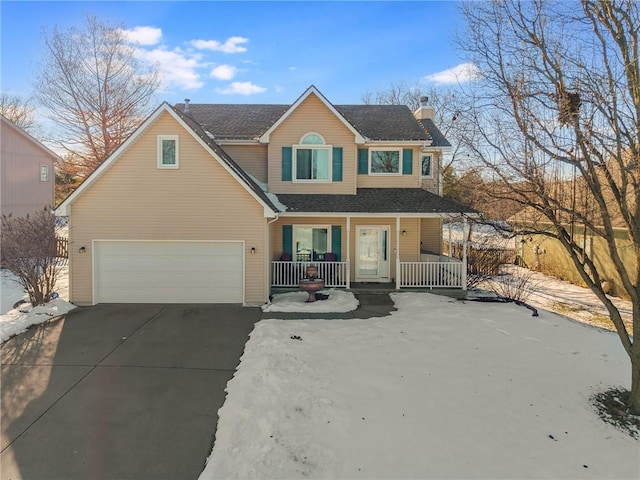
[462,217,468,291]
[346,216,351,289]
[396,216,401,290]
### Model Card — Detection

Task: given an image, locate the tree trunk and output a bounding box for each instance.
[630,351,640,415]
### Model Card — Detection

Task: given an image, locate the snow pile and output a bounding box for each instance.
[262,289,359,313]
[0,298,76,344]
[1,266,69,315]
[201,292,638,479]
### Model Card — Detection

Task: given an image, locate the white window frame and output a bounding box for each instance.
[368,147,402,176]
[293,225,330,261]
[292,132,332,183]
[157,135,179,169]
[421,154,433,178]
[40,165,49,182]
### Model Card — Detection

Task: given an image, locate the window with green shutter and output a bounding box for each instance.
[282,147,292,181]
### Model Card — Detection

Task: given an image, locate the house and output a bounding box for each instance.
[57,86,473,306]
[1,114,59,218]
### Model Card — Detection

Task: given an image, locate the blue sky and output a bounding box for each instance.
[1,1,472,105]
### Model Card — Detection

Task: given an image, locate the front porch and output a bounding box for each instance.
[271,255,466,290]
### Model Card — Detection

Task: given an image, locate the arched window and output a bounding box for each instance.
[294,132,331,181]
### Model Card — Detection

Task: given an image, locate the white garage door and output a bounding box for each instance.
[94,241,244,303]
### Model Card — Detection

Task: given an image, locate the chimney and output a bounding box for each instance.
[414,96,435,120]
[184,98,191,113]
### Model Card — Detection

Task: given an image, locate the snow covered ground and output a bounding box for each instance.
[262,289,359,313]
[201,292,638,479]
[0,265,75,344]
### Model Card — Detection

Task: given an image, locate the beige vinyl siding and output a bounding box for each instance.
[221,144,268,183]
[1,123,55,217]
[268,93,357,194]
[356,146,422,189]
[68,111,268,306]
[271,216,422,283]
[420,218,443,254]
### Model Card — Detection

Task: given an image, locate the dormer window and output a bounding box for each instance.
[158,135,179,169]
[293,132,332,182]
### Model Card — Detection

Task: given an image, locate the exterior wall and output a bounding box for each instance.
[356,145,422,189]
[420,218,443,253]
[1,122,55,217]
[68,111,268,306]
[520,226,635,301]
[268,93,357,194]
[271,216,423,283]
[220,144,268,184]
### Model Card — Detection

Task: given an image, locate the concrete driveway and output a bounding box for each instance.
[1,304,260,480]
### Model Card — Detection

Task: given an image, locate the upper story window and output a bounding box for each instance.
[421,155,432,178]
[40,165,49,182]
[369,148,401,175]
[293,132,332,182]
[158,135,179,169]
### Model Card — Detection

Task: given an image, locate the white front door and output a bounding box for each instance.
[356,227,390,281]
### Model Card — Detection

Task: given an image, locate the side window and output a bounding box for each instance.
[369,148,401,175]
[158,135,179,169]
[421,155,432,178]
[40,165,49,182]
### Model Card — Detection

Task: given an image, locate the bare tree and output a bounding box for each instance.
[1,208,63,306]
[0,92,36,132]
[35,15,160,177]
[459,0,640,413]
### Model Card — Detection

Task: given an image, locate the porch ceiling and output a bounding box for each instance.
[276,188,476,216]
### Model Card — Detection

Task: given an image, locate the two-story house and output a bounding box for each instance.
[1,114,59,218]
[57,86,472,306]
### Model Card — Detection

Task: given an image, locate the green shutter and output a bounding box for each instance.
[358,149,368,174]
[402,149,413,174]
[332,147,343,181]
[282,147,292,181]
[282,225,293,256]
[331,226,342,261]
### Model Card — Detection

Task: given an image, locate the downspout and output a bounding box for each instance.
[346,216,351,289]
[462,217,468,291]
[265,213,280,301]
[396,216,401,290]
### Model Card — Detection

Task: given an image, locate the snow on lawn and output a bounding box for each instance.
[201,292,638,480]
[1,266,74,344]
[262,289,359,313]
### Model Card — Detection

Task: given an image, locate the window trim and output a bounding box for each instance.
[157,135,179,169]
[40,164,49,182]
[368,147,402,176]
[292,144,333,183]
[421,154,433,178]
[293,225,330,261]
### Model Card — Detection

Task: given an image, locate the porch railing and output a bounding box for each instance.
[271,261,349,288]
[399,258,464,288]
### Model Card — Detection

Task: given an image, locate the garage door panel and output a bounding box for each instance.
[94,241,243,304]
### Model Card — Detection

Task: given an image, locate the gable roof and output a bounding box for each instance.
[56,103,278,217]
[277,188,475,215]
[1,114,62,161]
[174,86,450,145]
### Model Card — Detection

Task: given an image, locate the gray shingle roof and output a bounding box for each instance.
[171,105,280,212]
[174,102,450,144]
[277,188,474,214]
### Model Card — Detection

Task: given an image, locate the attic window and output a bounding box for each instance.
[158,135,179,169]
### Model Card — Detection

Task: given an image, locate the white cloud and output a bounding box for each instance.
[120,26,162,46]
[216,81,266,95]
[210,64,237,80]
[425,63,481,85]
[135,47,204,90]
[190,36,249,54]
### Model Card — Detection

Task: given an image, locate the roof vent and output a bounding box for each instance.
[184,99,191,113]
[420,96,429,106]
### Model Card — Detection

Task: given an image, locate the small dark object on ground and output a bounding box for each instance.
[591,387,640,439]
[468,296,539,317]
[315,293,329,301]
[290,335,302,341]
[12,299,28,309]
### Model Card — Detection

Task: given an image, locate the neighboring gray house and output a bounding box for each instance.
[1,115,60,218]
